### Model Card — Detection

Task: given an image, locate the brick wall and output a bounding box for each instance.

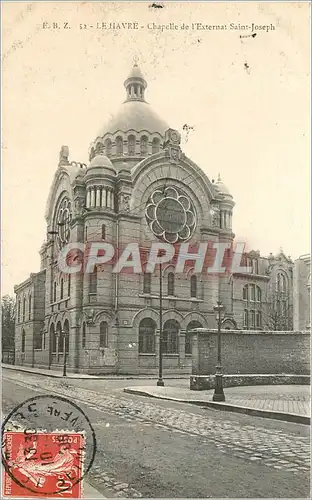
[195,330,310,375]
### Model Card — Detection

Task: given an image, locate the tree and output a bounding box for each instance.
[263,291,293,331]
[1,294,15,350]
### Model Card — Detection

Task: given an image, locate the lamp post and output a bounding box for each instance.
[62,330,68,377]
[213,300,225,402]
[157,260,164,387]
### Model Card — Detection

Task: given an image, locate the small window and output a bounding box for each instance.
[100,322,108,348]
[250,310,255,329]
[256,311,262,328]
[23,297,26,322]
[89,267,97,294]
[18,300,21,323]
[143,273,151,294]
[53,282,57,302]
[60,279,64,299]
[243,285,248,300]
[104,138,112,157]
[250,284,255,301]
[128,135,136,156]
[152,138,160,154]
[190,275,197,298]
[101,224,106,240]
[28,294,32,320]
[82,323,86,348]
[21,330,26,353]
[168,273,175,296]
[256,286,261,302]
[68,274,71,296]
[116,136,123,156]
[140,136,148,155]
[243,309,248,328]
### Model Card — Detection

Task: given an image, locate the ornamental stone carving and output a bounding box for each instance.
[118,193,131,212]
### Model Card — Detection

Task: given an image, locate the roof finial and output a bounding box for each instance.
[133,54,139,67]
[217,172,221,182]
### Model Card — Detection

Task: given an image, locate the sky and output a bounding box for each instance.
[2,2,310,296]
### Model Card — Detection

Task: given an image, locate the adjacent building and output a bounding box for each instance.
[293,254,311,331]
[14,64,296,374]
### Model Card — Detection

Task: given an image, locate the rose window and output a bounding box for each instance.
[56,197,72,249]
[145,186,196,243]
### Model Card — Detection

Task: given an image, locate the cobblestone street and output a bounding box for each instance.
[3,370,310,485]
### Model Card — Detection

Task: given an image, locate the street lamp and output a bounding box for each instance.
[62,330,68,377]
[157,259,164,387]
[213,300,225,402]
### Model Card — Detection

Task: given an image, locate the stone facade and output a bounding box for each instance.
[293,254,311,330]
[14,65,298,375]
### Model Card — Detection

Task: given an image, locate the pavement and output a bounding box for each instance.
[2,368,310,498]
[1,364,189,380]
[123,384,311,424]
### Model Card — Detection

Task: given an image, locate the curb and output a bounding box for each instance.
[2,365,189,380]
[123,388,311,426]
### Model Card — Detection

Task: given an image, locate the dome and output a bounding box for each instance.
[86,154,117,178]
[95,63,169,139]
[97,100,169,137]
[214,174,232,197]
[90,154,114,168]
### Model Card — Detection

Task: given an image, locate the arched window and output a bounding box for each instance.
[23,297,26,322]
[89,267,97,294]
[104,139,112,157]
[139,318,156,354]
[53,282,57,302]
[64,320,70,354]
[51,324,56,353]
[250,284,255,301]
[68,275,71,296]
[18,300,21,323]
[101,224,106,240]
[82,322,86,348]
[186,321,202,355]
[256,311,262,329]
[128,135,136,156]
[152,138,160,154]
[190,275,197,298]
[60,279,64,299]
[243,309,248,328]
[143,273,151,294]
[116,136,123,156]
[21,329,26,353]
[163,319,179,354]
[140,136,148,155]
[168,272,175,296]
[256,286,262,302]
[100,322,108,348]
[95,142,104,154]
[28,294,32,320]
[249,310,255,329]
[243,285,248,300]
[57,322,63,353]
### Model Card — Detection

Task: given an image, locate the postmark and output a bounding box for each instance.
[2,395,96,497]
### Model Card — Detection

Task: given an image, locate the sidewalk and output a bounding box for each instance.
[2,364,189,380]
[123,384,311,425]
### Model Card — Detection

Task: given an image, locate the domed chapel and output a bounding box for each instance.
[14,64,293,374]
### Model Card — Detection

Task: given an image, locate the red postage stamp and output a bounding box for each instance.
[2,431,85,498]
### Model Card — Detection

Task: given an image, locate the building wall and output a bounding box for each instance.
[194,330,310,376]
[293,255,310,330]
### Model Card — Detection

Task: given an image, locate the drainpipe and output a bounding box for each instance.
[115,217,119,312]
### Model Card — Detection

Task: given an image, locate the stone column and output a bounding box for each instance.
[95,186,101,207]
[111,190,115,210]
[107,189,112,209]
[90,187,95,208]
[86,189,91,208]
[155,329,160,371]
